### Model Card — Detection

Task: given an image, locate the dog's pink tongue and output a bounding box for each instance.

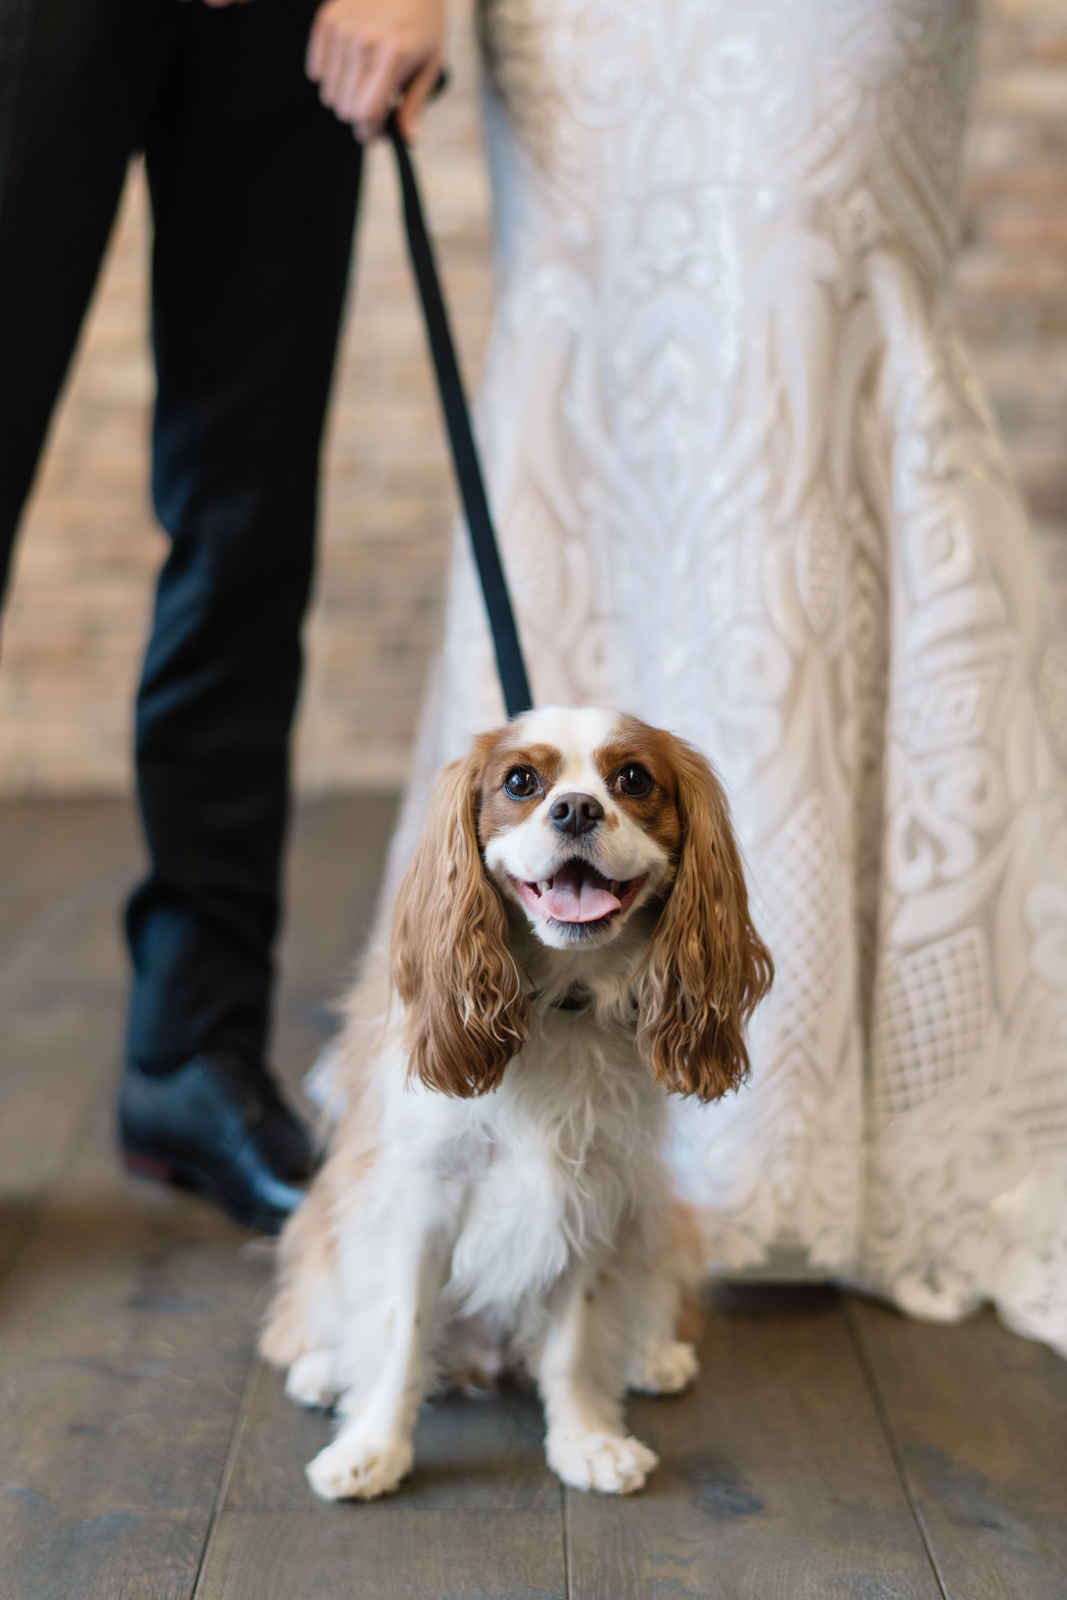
[541,862,621,924]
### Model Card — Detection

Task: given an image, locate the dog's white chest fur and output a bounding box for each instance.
[427,1011,669,1322]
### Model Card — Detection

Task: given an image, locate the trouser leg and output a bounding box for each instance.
[0,0,175,599]
[125,0,362,1073]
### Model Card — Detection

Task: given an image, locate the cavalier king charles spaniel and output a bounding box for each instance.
[261,707,772,1499]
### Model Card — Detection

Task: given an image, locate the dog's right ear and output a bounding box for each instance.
[637,735,773,1101]
[391,735,530,1096]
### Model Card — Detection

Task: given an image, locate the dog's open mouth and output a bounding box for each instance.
[510,860,648,926]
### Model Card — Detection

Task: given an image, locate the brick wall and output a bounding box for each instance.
[1,0,1064,795]
[954,0,1067,589]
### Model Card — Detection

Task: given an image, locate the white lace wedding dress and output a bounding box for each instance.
[387,0,1067,1356]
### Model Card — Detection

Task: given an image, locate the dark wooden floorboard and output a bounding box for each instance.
[847,1297,1067,1600]
[197,1505,566,1600]
[0,800,143,1284]
[566,1285,944,1600]
[0,795,398,1600]
[0,1105,268,1600]
[0,798,145,952]
[195,1365,567,1599]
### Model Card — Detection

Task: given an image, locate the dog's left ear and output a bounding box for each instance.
[637,738,773,1101]
[392,734,530,1096]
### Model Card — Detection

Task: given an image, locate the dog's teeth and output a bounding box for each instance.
[538,880,552,895]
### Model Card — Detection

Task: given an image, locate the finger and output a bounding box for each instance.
[350,39,402,141]
[306,5,335,83]
[397,54,443,144]
[334,47,374,125]
[322,32,361,110]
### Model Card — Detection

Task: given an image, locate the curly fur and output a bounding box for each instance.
[392,737,530,1096]
[637,737,773,1098]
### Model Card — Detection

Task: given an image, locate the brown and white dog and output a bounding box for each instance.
[261,707,772,1499]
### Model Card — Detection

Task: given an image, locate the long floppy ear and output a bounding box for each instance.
[391,736,530,1096]
[637,738,773,1101]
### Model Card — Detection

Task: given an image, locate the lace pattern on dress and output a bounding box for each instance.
[386,0,1067,1357]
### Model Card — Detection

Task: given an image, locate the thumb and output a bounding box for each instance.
[397,55,444,144]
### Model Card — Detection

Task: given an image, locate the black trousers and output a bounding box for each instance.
[0,0,363,1071]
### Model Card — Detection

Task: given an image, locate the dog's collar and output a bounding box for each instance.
[554,988,591,1012]
[527,985,591,1013]
[528,987,641,1029]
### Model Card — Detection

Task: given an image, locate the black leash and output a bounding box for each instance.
[386,112,534,719]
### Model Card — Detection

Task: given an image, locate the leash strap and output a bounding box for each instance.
[387,114,534,719]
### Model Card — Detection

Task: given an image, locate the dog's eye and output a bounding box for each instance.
[504,766,539,799]
[617,764,653,798]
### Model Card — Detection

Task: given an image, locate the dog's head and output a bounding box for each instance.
[392,707,772,1102]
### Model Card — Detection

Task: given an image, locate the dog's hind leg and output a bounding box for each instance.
[305,1213,451,1501]
[626,1321,699,1394]
[260,1184,342,1374]
[625,1201,701,1396]
[285,1347,340,1409]
[625,1264,699,1396]
[538,1260,659,1495]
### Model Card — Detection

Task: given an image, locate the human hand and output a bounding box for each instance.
[307,0,445,143]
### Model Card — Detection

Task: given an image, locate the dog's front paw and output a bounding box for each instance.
[285,1349,338,1409]
[627,1338,699,1395]
[546,1430,658,1494]
[306,1430,413,1501]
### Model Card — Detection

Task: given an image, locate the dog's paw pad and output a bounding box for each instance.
[547,1431,658,1494]
[627,1338,699,1395]
[285,1349,338,1409]
[306,1434,413,1500]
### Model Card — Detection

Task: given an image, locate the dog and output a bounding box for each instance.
[261,706,772,1499]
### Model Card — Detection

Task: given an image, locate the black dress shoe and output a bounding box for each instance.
[118,1052,315,1233]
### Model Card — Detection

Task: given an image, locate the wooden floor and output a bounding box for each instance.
[1,799,1065,1600]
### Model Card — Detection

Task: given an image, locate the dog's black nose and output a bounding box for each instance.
[549,792,604,836]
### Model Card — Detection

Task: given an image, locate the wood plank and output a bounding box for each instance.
[847,1297,1067,1600]
[0,799,142,1283]
[0,795,399,1599]
[196,1505,565,1600]
[0,1108,269,1600]
[566,1284,944,1600]
[0,798,143,951]
[196,1361,566,1598]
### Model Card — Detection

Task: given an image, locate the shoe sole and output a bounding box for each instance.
[120,1143,290,1235]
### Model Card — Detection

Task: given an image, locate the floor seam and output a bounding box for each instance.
[562,1482,572,1600]
[842,1295,951,1600]
[0,859,136,1294]
[192,1352,264,1599]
